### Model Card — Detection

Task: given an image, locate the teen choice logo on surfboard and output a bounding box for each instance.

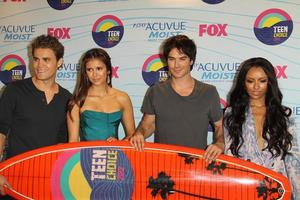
[50,148,134,199]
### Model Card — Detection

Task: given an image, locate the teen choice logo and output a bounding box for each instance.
[0,54,26,85]
[51,148,134,200]
[220,98,228,109]
[47,0,74,10]
[92,15,124,48]
[142,54,168,86]
[202,0,224,4]
[254,8,293,45]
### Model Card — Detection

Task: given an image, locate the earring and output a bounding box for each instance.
[107,76,110,84]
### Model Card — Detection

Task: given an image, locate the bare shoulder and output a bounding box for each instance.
[110,87,131,103]
[71,102,80,111]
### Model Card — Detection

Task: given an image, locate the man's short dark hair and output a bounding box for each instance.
[31,35,64,60]
[162,35,197,70]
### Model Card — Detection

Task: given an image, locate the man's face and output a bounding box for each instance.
[32,48,62,82]
[167,48,193,79]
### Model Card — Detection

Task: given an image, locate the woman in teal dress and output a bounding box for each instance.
[67,48,135,142]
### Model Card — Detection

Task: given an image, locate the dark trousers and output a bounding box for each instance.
[0,195,15,199]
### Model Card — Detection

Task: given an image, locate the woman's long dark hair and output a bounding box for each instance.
[225,57,293,159]
[68,48,112,114]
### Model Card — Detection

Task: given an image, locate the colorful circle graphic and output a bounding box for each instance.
[142,54,168,86]
[0,54,26,85]
[202,0,225,4]
[51,148,134,200]
[220,98,228,109]
[92,15,124,48]
[47,0,74,10]
[254,8,293,45]
[208,98,227,132]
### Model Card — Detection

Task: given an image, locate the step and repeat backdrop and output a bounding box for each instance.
[0,0,299,144]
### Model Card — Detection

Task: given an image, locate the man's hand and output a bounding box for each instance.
[204,118,225,163]
[0,175,11,196]
[129,132,145,151]
[129,114,155,151]
[204,142,224,163]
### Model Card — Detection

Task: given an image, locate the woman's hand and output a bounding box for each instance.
[0,175,11,196]
[106,137,118,142]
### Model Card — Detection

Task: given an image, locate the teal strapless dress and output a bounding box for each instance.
[80,110,122,141]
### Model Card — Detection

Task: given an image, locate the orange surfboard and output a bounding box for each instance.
[0,141,291,200]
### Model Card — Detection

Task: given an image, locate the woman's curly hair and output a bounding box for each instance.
[224,57,293,159]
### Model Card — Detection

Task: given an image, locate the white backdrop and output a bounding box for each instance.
[0,0,299,147]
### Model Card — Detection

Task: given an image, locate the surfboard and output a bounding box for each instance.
[0,141,291,200]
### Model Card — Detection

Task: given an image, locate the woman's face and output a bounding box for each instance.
[245,66,268,102]
[85,58,110,86]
